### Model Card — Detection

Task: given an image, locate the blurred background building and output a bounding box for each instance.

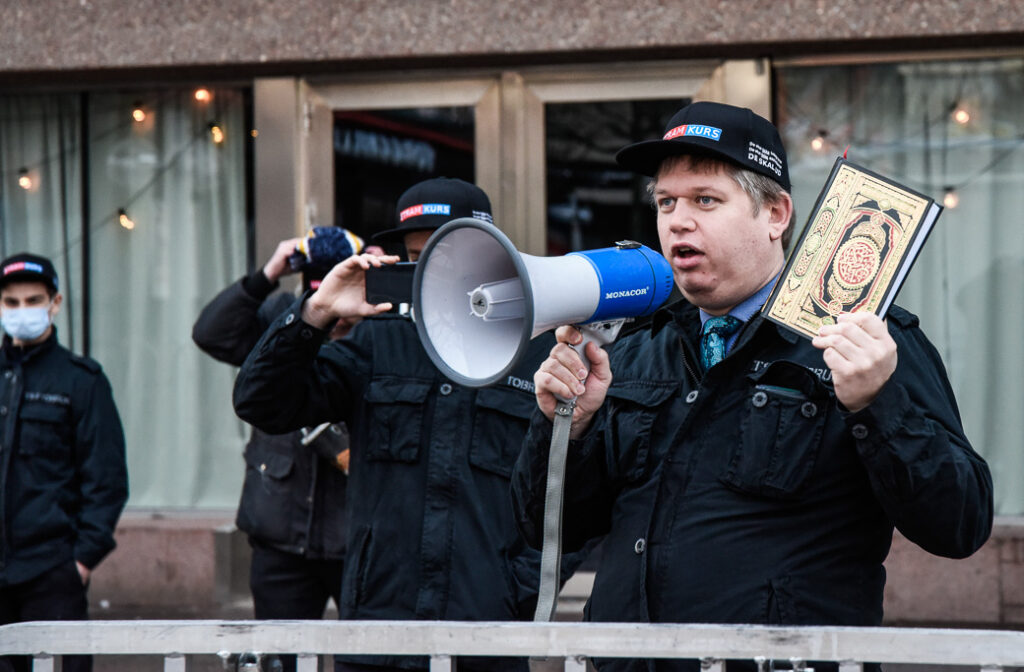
[0,0,1022,630]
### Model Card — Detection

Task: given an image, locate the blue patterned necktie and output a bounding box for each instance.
[700,315,743,370]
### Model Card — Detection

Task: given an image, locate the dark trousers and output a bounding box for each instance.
[249,539,345,672]
[0,560,91,672]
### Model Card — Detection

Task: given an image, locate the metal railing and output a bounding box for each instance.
[2,620,1024,671]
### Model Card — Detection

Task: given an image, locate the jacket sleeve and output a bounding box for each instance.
[511,408,616,554]
[232,296,372,434]
[73,368,129,570]
[850,314,993,558]
[192,271,283,366]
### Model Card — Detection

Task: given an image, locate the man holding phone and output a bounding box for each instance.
[234,178,559,672]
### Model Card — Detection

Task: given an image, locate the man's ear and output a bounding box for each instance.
[50,292,64,317]
[767,194,793,242]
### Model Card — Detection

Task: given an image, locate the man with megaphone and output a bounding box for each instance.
[234,178,564,672]
[511,102,993,672]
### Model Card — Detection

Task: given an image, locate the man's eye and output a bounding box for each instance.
[696,195,718,207]
[657,197,675,210]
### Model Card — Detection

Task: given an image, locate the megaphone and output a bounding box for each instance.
[412,217,674,387]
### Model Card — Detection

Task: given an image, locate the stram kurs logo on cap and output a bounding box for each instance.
[400,203,452,221]
[3,261,44,276]
[663,124,722,141]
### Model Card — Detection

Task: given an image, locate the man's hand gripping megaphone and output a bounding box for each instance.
[534,321,620,439]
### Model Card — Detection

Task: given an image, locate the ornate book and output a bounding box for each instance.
[763,157,942,339]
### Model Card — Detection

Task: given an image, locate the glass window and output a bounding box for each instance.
[0,94,83,349]
[0,87,250,508]
[776,57,1024,514]
[334,107,474,257]
[544,99,688,255]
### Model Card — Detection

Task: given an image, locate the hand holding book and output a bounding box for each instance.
[763,158,942,339]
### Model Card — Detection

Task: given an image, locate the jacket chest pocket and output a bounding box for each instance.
[364,379,431,463]
[605,383,677,482]
[17,401,72,457]
[720,360,831,500]
[469,387,536,478]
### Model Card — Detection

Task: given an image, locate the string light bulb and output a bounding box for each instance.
[942,187,960,210]
[131,102,146,123]
[17,168,32,190]
[209,124,225,144]
[194,88,212,103]
[811,129,828,152]
[118,208,136,230]
[951,105,970,125]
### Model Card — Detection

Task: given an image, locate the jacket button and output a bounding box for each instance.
[285,313,296,325]
[751,391,768,408]
[634,538,646,554]
[3,371,10,378]
[260,463,267,472]
[0,406,6,416]
[685,390,698,404]
[801,402,818,418]
[852,424,869,440]
[440,383,453,396]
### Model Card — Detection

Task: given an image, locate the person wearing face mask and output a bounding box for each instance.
[0,252,128,672]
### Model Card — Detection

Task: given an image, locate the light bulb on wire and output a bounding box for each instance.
[942,187,960,210]
[131,102,146,123]
[209,124,225,144]
[951,105,970,125]
[17,168,33,190]
[811,129,828,152]
[194,88,212,103]
[118,208,136,230]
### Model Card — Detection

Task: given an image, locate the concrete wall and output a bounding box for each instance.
[1,0,1022,80]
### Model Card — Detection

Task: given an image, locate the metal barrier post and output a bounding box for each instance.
[297,653,318,672]
[31,655,54,672]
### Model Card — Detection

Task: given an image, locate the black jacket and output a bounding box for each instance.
[0,330,128,586]
[512,300,993,672]
[192,273,348,559]
[233,299,558,671]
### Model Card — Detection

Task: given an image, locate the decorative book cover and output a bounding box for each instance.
[763,157,943,339]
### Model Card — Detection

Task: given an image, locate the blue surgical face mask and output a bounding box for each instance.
[1,306,52,342]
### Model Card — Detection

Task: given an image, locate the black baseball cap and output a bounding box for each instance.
[615,101,791,191]
[0,253,58,293]
[373,177,493,243]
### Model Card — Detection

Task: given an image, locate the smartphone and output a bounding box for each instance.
[365,262,416,305]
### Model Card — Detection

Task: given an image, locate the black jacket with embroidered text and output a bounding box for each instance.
[511,300,993,672]
[0,331,128,586]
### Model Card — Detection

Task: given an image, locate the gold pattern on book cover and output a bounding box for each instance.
[766,164,933,338]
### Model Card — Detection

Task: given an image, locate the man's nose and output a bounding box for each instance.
[664,206,697,232]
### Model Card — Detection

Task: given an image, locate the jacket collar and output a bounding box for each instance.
[1,328,59,365]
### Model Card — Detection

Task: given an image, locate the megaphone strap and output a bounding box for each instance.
[533,400,574,622]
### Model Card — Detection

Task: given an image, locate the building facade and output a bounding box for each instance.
[1,0,1023,625]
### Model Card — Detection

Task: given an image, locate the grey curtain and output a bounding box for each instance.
[778,57,1024,515]
[0,89,249,508]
